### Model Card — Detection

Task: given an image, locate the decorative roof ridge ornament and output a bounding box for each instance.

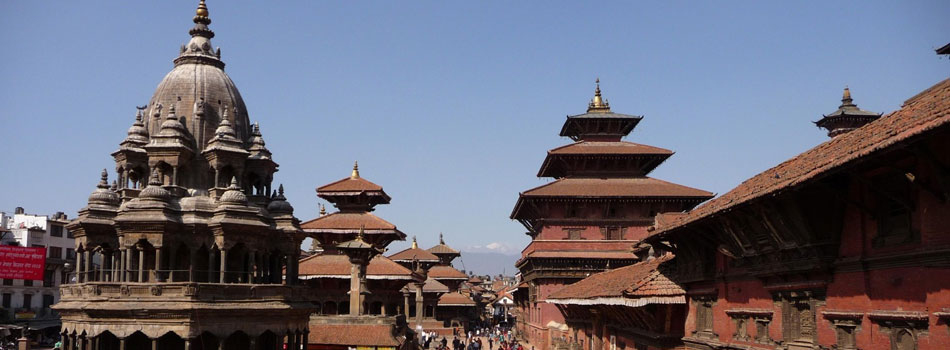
[439,232,445,245]
[840,86,855,108]
[351,161,360,179]
[587,78,611,113]
[412,236,418,249]
[319,203,327,216]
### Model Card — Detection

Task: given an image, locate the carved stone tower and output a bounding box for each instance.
[54,2,313,349]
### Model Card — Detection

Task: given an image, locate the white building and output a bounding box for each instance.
[1,207,74,332]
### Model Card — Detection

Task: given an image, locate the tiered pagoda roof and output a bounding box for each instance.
[298,254,415,281]
[815,87,881,138]
[511,80,714,232]
[303,162,406,249]
[388,237,441,263]
[427,233,461,265]
[427,265,469,280]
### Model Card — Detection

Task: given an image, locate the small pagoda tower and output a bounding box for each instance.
[298,163,421,350]
[815,87,882,138]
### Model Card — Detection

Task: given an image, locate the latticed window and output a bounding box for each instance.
[566,229,582,240]
[601,226,624,240]
[693,298,715,337]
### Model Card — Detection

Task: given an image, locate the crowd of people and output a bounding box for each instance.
[421,326,526,350]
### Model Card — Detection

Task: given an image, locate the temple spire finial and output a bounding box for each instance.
[439,233,445,245]
[98,169,109,189]
[319,204,327,216]
[841,86,854,107]
[412,236,418,249]
[194,0,211,25]
[587,78,611,113]
[351,161,360,179]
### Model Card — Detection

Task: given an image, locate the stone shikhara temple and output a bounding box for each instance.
[55,4,479,348]
[58,1,311,349]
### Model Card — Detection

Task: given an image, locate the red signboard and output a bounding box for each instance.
[0,245,47,280]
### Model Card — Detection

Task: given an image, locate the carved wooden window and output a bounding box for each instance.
[754,318,771,343]
[872,173,917,247]
[778,293,821,345]
[601,226,624,240]
[869,312,927,350]
[732,316,749,341]
[566,229,583,240]
[693,297,716,338]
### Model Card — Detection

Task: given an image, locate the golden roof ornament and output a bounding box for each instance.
[351,161,360,179]
[319,204,327,216]
[412,236,418,249]
[587,78,611,113]
[194,0,211,24]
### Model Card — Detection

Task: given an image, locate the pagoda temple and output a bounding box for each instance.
[510,80,713,349]
[53,2,312,349]
[815,87,882,137]
[388,234,478,335]
[299,163,420,350]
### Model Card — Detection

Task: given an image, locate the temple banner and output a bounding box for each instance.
[0,245,46,280]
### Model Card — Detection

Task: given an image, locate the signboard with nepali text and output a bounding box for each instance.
[0,245,46,280]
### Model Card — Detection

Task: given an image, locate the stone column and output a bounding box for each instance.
[415,282,424,326]
[118,338,126,350]
[262,252,270,283]
[154,247,162,282]
[349,261,362,316]
[78,250,86,282]
[137,246,145,282]
[124,248,132,282]
[189,249,197,282]
[184,339,193,350]
[248,251,256,283]
[404,292,411,316]
[220,248,228,283]
[208,250,216,282]
[381,302,388,316]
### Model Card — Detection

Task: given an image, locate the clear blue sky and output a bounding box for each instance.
[1,1,947,257]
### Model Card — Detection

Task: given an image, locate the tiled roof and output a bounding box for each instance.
[298,254,413,280]
[427,265,468,279]
[427,243,460,255]
[468,276,484,284]
[520,177,714,199]
[547,141,673,155]
[300,212,401,233]
[405,277,450,293]
[523,250,637,260]
[308,324,399,347]
[653,78,950,236]
[546,255,684,307]
[388,247,440,262]
[317,176,384,192]
[438,292,477,306]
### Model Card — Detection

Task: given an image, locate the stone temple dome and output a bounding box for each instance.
[142,2,250,147]
[112,0,277,194]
